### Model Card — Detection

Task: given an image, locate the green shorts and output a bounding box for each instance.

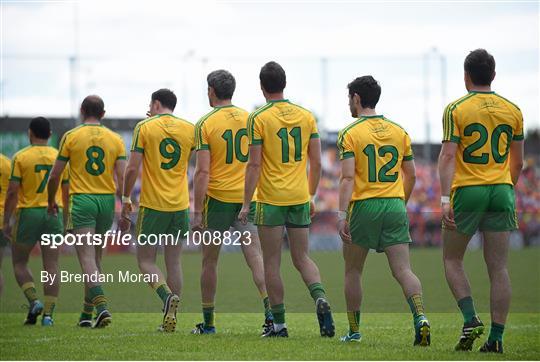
[203,196,256,232]
[451,184,518,236]
[254,201,311,227]
[12,207,64,246]
[136,206,189,239]
[348,198,411,253]
[68,194,115,234]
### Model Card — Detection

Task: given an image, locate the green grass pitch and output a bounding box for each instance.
[1,248,539,360]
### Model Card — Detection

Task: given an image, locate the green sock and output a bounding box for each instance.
[43,296,57,317]
[271,303,286,324]
[202,303,215,328]
[488,322,505,343]
[308,282,326,302]
[407,294,426,325]
[80,296,94,320]
[457,296,477,323]
[154,283,172,304]
[347,311,360,333]
[88,285,107,314]
[262,296,272,320]
[21,282,38,303]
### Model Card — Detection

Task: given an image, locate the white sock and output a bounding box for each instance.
[274,322,286,331]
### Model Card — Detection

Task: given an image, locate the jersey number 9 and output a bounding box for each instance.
[160,138,181,170]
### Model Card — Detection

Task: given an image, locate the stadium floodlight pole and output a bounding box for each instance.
[423,47,446,161]
[321,57,328,129]
[423,51,431,160]
[70,1,80,122]
[181,49,196,115]
[440,52,447,119]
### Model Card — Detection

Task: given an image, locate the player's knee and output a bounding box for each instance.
[390,267,407,282]
[202,253,219,267]
[291,253,309,270]
[137,259,154,273]
[485,261,508,278]
[43,262,59,273]
[443,255,463,269]
[12,261,26,274]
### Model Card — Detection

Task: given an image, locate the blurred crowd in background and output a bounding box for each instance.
[124,145,540,250]
[3,119,537,252]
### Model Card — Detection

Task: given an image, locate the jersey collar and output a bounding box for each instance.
[360,114,384,119]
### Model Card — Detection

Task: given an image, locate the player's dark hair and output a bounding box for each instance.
[259,61,286,93]
[347,76,381,109]
[151,88,177,111]
[207,70,236,100]
[464,49,496,86]
[29,116,51,140]
[81,95,105,119]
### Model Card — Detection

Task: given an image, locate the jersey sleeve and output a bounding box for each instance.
[248,113,263,145]
[337,130,355,160]
[195,120,210,150]
[513,110,524,141]
[310,115,320,139]
[131,122,145,153]
[57,133,70,161]
[10,156,22,182]
[403,133,414,161]
[116,135,127,160]
[442,103,460,143]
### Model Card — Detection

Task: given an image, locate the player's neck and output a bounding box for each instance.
[154,107,174,115]
[265,93,285,102]
[468,85,492,93]
[357,108,378,117]
[212,99,232,108]
[82,117,101,125]
[30,138,48,146]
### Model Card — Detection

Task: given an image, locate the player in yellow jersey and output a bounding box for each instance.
[0,153,11,297]
[2,117,69,326]
[239,61,334,338]
[48,96,127,328]
[336,76,430,345]
[120,89,194,332]
[438,49,524,354]
[191,70,271,335]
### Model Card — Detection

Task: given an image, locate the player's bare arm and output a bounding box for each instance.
[120,151,142,232]
[307,137,322,217]
[47,159,67,216]
[438,141,458,229]
[509,140,524,185]
[401,159,416,204]
[239,144,261,224]
[114,158,127,201]
[338,157,355,243]
[192,150,210,230]
[2,180,20,240]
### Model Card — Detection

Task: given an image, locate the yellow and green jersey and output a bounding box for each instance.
[247,100,319,206]
[10,145,68,208]
[58,124,126,195]
[0,153,11,228]
[337,115,414,201]
[195,105,252,203]
[442,91,524,190]
[131,114,195,211]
